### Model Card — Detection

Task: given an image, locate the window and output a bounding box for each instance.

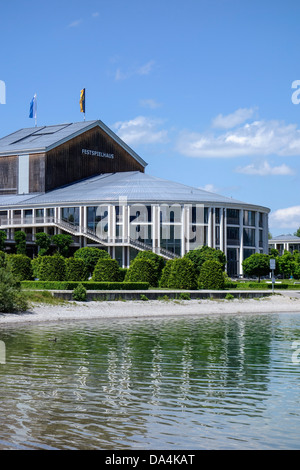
[243,210,255,226]
[243,228,255,247]
[227,227,239,245]
[215,208,220,225]
[61,207,79,225]
[227,208,240,225]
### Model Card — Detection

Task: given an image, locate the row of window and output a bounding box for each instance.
[0,207,265,226]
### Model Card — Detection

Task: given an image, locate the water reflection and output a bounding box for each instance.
[0,313,300,449]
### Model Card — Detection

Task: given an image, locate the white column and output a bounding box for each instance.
[220,207,225,253]
[239,209,244,276]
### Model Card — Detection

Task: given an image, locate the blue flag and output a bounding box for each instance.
[29,94,37,119]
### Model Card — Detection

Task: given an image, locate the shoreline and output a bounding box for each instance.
[1,293,300,325]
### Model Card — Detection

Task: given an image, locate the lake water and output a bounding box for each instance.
[0,311,300,450]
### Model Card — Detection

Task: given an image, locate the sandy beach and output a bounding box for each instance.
[0,291,300,324]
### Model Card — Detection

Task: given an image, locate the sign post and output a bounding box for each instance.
[270,258,276,294]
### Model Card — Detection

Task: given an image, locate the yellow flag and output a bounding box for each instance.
[80,88,85,113]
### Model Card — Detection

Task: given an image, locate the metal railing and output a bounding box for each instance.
[0,217,180,259]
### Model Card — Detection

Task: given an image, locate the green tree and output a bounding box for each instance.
[294,227,300,238]
[198,260,225,289]
[0,264,28,312]
[125,258,158,286]
[74,247,110,276]
[51,234,73,257]
[38,254,66,281]
[168,258,197,290]
[0,230,6,251]
[134,251,165,279]
[184,245,226,273]
[14,230,26,255]
[159,259,174,288]
[92,258,121,282]
[35,232,51,256]
[65,258,88,281]
[277,250,295,279]
[242,253,270,282]
[7,254,33,281]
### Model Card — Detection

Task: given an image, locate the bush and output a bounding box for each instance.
[31,256,43,279]
[184,246,226,273]
[7,254,33,281]
[21,281,150,290]
[74,247,110,276]
[14,230,26,255]
[134,251,165,278]
[72,283,87,301]
[0,265,28,312]
[125,258,159,286]
[198,260,225,289]
[51,234,73,257]
[242,253,270,282]
[178,292,191,300]
[168,258,197,290]
[38,254,66,281]
[0,250,7,268]
[159,260,174,288]
[92,258,121,282]
[65,257,88,281]
[35,232,51,256]
[225,293,234,300]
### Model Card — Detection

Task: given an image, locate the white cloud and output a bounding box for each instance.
[137,60,155,76]
[113,116,168,146]
[212,107,255,129]
[92,12,99,17]
[269,206,300,229]
[68,19,82,28]
[199,184,220,193]
[140,99,162,109]
[176,118,300,158]
[115,60,155,81]
[235,160,295,176]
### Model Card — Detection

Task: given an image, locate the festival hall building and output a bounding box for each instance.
[0,120,270,277]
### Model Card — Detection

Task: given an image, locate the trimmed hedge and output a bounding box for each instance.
[159,259,174,288]
[38,254,66,281]
[65,257,88,281]
[92,258,121,282]
[125,258,159,287]
[74,247,110,275]
[7,254,33,281]
[198,260,225,290]
[21,281,150,290]
[168,258,198,290]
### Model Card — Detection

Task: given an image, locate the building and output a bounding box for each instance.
[269,234,300,255]
[0,120,270,277]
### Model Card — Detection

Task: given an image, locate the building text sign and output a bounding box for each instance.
[82,148,114,159]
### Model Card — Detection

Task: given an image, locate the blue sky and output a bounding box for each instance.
[1,0,300,236]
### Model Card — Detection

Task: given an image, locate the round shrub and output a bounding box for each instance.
[74,247,110,276]
[65,258,88,281]
[92,258,120,282]
[72,283,87,301]
[31,255,43,279]
[7,254,33,281]
[38,254,66,281]
[0,265,28,312]
[159,259,174,288]
[198,260,225,289]
[167,258,197,290]
[134,251,165,278]
[184,246,226,273]
[125,258,158,286]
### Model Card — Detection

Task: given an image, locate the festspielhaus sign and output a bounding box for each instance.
[82,148,114,159]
